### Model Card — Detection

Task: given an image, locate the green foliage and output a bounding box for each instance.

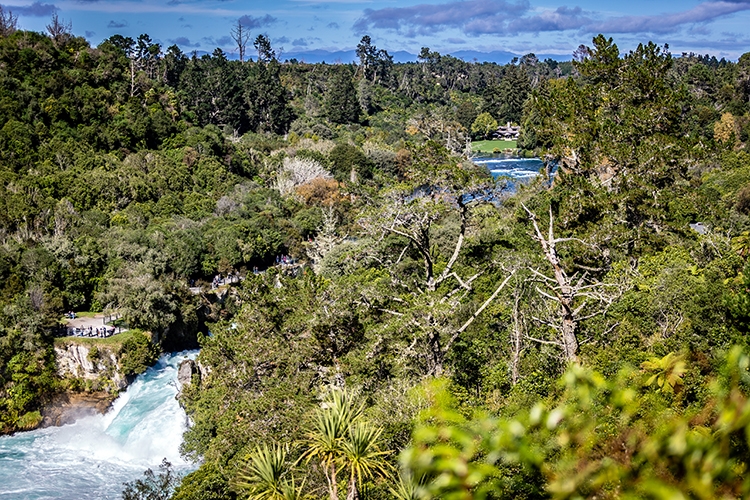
[402,349,750,499]
[87,344,100,362]
[234,444,304,500]
[524,36,703,254]
[0,320,58,433]
[118,331,160,377]
[172,463,235,500]
[325,66,360,125]
[228,389,390,500]
[483,63,531,124]
[245,59,295,135]
[341,422,392,495]
[641,352,688,393]
[302,390,364,471]
[179,274,344,462]
[16,410,43,430]
[329,143,373,182]
[470,112,498,140]
[121,459,180,500]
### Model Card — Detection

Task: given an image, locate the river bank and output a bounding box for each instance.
[0,332,161,435]
[0,351,198,500]
[40,391,116,429]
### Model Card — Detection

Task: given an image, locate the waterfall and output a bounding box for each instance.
[0,351,198,500]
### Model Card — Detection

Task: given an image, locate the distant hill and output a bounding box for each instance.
[280,49,571,64]
[201,48,571,64]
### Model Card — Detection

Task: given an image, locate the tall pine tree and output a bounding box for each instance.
[324,65,360,125]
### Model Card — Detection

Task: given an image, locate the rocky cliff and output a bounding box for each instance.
[54,341,128,392]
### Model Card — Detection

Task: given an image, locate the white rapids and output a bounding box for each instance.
[471,156,545,181]
[0,351,198,500]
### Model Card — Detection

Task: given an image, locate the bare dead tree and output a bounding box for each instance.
[307,207,346,274]
[360,184,490,295]
[358,177,516,376]
[394,266,515,377]
[46,13,72,48]
[0,6,18,37]
[230,19,251,62]
[522,203,624,363]
[455,271,515,338]
[509,278,526,385]
[274,157,333,197]
[130,58,137,97]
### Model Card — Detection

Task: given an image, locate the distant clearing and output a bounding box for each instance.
[471,140,517,153]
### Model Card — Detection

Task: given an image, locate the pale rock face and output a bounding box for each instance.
[177,358,198,387]
[54,343,127,390]
[197,359,211,381]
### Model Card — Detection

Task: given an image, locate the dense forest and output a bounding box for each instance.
[2,8,750,498]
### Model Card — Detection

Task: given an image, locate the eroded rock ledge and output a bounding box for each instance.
[40,391,115,428]
[54,341,129,392]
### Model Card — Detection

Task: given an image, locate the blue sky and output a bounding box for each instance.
[2,0,750,60]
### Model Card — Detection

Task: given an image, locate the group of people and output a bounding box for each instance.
[69,326,116,338]
[205,260,301,289]
[276,255,294,265]
[211,271,241,289]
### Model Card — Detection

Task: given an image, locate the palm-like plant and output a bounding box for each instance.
[641,352,687,393]
[388,470,424,500]
[732,231,750,257]
[342,423,391,500]
[234,444,305,500]
[301,390,364,500]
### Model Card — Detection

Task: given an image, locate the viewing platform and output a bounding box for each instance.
[61,312,126,338]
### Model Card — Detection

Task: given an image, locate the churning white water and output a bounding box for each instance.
[0,351,198,500]
[472,156,545,181]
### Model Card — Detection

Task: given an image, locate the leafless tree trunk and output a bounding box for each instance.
[46,13,71,48]
[412,270,516,377]
[328,463,338,500]
[346,474,359,500]
[522,203,622,363]
[130,58,136,97]
[510,282,524,385]
[523,203,579,361]
[0,6,18,37]
[230,20,250,62]
[367,194,472,294]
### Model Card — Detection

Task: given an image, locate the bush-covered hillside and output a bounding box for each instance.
[2,16,750,498]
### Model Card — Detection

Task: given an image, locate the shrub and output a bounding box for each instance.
[119,332,160,377]
[17,411,43,430]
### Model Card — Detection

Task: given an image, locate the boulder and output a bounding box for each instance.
[40,391,114,428]
[178,358,198,387]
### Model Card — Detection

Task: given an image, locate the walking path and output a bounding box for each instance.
[188,262,304,295]
[63,313,126,338]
